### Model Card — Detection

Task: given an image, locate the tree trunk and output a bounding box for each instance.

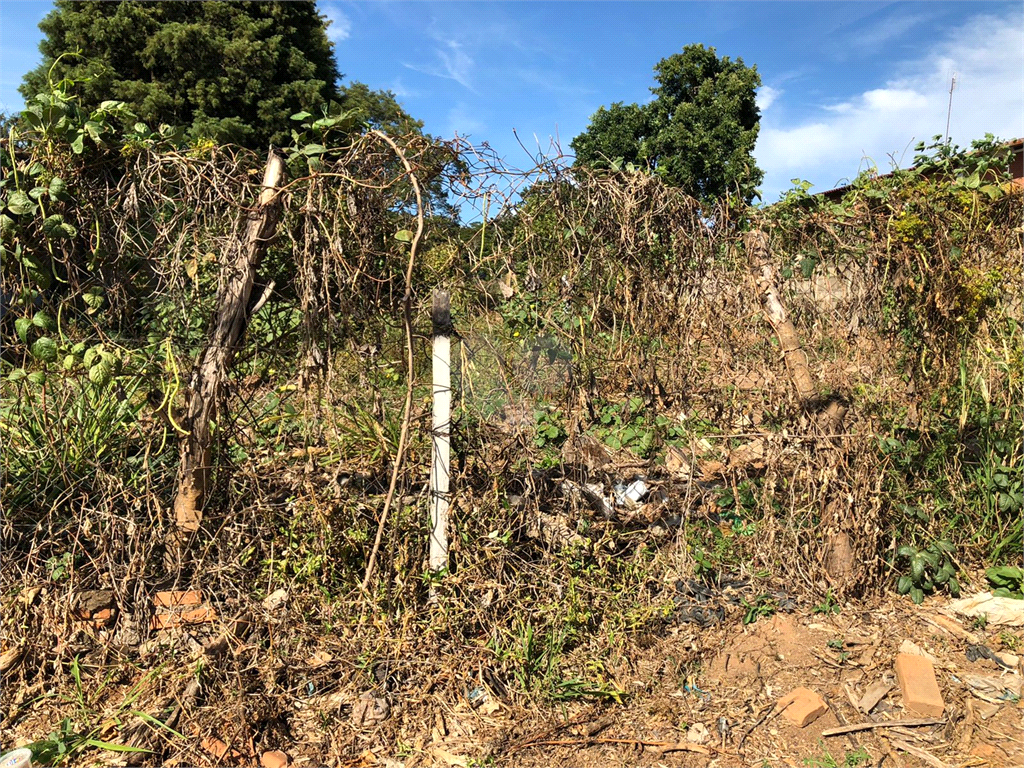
[746,229,855,588]
[171,151,286,538]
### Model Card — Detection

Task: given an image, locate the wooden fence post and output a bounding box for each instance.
[171,150,286,542]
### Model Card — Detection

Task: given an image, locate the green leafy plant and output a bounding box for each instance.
[812,590,841,616]
[23,717,150,767]
[533,408,566,449]
[741,595,777,625]
[986,566,1023,599]
[896,540,961,604]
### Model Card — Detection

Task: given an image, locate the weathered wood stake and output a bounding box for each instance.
[429,289,452,574]
[171,150,286,540]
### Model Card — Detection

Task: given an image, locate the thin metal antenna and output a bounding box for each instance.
[944,73,957,145]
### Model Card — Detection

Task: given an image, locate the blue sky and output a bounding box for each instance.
[1,1,1021,205]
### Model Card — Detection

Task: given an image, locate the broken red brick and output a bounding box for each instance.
[149,606,217,631]
[202,736,242,761]
[153,590,203,608]
[895,652,944,717]
[777,686,829,727]
[261,750,290,768]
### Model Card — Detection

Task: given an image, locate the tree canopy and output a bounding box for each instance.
[19,1,417,150]
[571,44,764,204]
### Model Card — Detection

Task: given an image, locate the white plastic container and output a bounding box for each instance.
[0,749,32,768]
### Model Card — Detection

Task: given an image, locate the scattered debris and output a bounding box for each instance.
[777,686,828,727]
[153,590,202,608]
[260,750,290,768]
[0,647,24,675]
[899,639,940,665]
[821,717,945,737]
[961,673,1023,704]
[72,590,117,628]
[686,721,710,744]
[858,681,893,714]
[262,588,289,612]
[946,593,1024,627]
[351,691,389,728]
[560,479,615,520]
[965,643,1018,670]
[896,652,945,717]
[0,748,32,768]
[728,438,766,471]
[664,445,691,476]
[149,606,217,631]
[613,477,648,508]
[202,736,243,761]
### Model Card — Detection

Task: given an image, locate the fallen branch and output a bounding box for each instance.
[511,737,710,755]
[888,737,950,768]
[821,718,945,737]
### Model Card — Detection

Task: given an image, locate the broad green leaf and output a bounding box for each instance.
[88,360,112,387]
[84,120,103,143]
[6,191,36,215]
[70,131,85,154]
[910,587,924,605]
[948,577,961,598]
[910,556,925,583]
[49,176,68,200]
[42,214,77,239]
[300,143,326,156]
[62,354,76,370]
[31,336,58,362]
[897,575,913,595]
[7,368,27,382]
[0,213,15,236]
[32,311,56,331]
[15,317,31,343]
[29,186,47,200]
[896,545,916,558]
[394,229,414,242]
[291,111,313,121]
[27,371,46,386]
[82,286,105,312]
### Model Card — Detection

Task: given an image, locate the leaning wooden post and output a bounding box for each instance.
[171,150,286,541]
[429,289,452,575]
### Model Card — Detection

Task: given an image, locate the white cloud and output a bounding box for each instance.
[757,85,781,112]
[321,3,351,43]
[755,11,1024,199]
[404,39,475,91]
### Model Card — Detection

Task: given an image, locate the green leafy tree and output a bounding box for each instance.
[571,44,764,204]
[21,1,356,149]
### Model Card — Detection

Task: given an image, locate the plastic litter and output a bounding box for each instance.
[0,749,32,768]
[947,593,1024,627]
[614,477,648,508]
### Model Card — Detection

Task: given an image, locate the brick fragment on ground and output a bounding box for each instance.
[895,652,945,717]
[149,606,217,630]
[153,589,203,607]
[202,737,242,760]
[777,686,828,727]
[261,750,290,768]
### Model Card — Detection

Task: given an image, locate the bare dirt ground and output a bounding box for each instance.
[3,583,1021,768]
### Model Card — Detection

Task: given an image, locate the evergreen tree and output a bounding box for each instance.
[571,44,764,204]
[20,1,342,149]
